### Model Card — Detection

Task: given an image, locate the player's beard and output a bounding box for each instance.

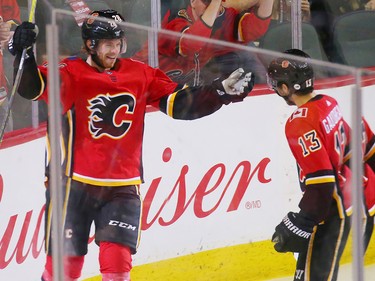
[92,54,117,71]
[285,98,296,106]
[276,90,296,106]
[282,95,296,106]
[102,56,117,69]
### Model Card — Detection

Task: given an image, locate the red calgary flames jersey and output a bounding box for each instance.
[286,95,348,183]
[133,6,270,82]
[363,118,375,215]
[37,57,178,186]
[285,95,350,219]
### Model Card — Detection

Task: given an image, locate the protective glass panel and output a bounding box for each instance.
[1,1,374,281]
[360,67,375,279]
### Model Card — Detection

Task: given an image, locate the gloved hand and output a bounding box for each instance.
[8,22,38,56]
[221,68,254,95]
[272,212,315,253]
[214,68,255,104]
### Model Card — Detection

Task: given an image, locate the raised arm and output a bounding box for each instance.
[236,0,274,42]
[157,68,255,120]
[256,0,274,19]
[161,0,223,57]
[8,21,43,100]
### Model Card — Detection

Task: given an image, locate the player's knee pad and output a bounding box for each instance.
[102,272,131,281]
[43,255,84,280]
[99,242,132,273]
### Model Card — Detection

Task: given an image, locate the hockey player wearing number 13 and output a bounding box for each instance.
[8,9,254,281]
[267,49,351,281]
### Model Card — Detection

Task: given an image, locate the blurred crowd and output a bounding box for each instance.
[1,0,374,132]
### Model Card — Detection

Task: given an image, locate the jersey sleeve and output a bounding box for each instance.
[147,66,246,120]
[236,10,271,42]
[364,118,375,170]
[286,118,336,223]
[160,13,212,58]
[16,52,44,101]
[19,57,75,114]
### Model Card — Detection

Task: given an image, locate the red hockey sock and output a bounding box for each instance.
[43,255,84,280]
[99,242,132,273]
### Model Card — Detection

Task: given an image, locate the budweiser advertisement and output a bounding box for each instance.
[0,83,374,280]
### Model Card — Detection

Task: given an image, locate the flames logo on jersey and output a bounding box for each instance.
[87,93,136,139]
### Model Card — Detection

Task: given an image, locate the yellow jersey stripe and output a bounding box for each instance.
[32,69,45,101]
[305,175,335,185]
[72,173,142,187]
[364,142,375,162]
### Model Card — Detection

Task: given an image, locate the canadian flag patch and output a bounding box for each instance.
[290,108,308,121]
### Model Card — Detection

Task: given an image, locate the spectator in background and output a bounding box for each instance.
[0,0,20,90]
[362,118,375,253]
[318,0,375,14]
[0,0,20,132]
[310,0,374,63]
[222,0,260,11]
[365,0,375,9]
[271,0,311,23]
[133,0,273,85]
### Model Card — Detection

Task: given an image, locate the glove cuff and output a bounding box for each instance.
[298,211,318,227]
[287,212,315,234]
[212,78,246,104]
[211,78,231,104]
[13,48,35,68]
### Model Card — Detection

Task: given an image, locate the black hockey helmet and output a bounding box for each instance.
[82,9,126,53]
[267,49,314,93]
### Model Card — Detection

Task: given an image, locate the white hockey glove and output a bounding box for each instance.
[213,68,255,104]
[221,68,253,95]
[272,212,315,253]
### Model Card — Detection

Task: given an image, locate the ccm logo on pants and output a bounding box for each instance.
[109,220,137,231]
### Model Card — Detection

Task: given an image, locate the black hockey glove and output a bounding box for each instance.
[213,68,255,104]
[272,212,315,253]
[8,22,38,56]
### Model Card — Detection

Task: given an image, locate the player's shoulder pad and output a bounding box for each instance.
[61,56,85,68]
[41,56,79,69]
[119,57,152,75]
[122,57,149,69]
[66,55,79,61]
[40,62,68,69]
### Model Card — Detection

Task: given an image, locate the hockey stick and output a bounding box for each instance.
[0,0,38,144]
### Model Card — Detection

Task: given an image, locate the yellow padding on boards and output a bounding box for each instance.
[83,235,375,281]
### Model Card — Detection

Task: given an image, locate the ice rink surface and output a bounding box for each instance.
[269,263,375,281]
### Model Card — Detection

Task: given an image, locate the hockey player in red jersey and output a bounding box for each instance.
[361,118,375,251]
[267,49,351,281]
[8,9,254,281]
[338,116,375,253]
